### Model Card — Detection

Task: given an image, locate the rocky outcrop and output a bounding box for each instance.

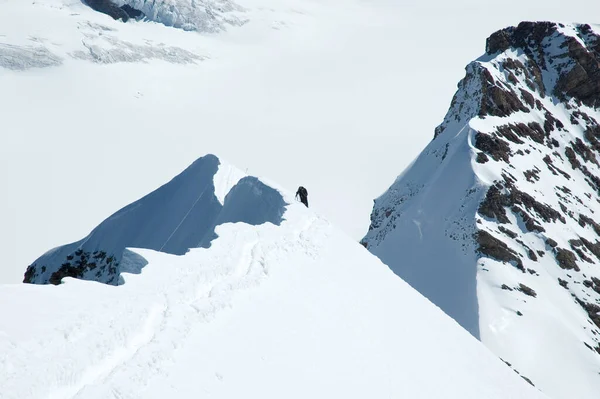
[85,0,143,22]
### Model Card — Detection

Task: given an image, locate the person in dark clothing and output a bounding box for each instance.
[295,186,309,207]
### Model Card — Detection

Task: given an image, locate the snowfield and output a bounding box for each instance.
[0,156,545,399]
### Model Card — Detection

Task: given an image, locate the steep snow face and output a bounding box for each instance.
[2,163,545,399]
[23,154,286,285]
[363,22,600,398]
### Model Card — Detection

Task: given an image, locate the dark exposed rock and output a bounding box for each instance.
[555,248,580,271]
[476,152,489,163]
[496,126,524,144]
[559,202,568,214]
[546,238,558,248]
[509,187,566,224]
[543,155,571,179]
[512,205,546,233]
[580,238,600,261]
[479,185,510,223]
[554,34,600,108]
[565,142,600,193]
[544,112,564,132]
[23,264,37,284]
[518,283,537,297]
[520,375,535,387]
[32,249,121,285]
[501,284,513,291]
[579,214,600,236]
[479,69,530,117]
[476,230,524,271]
[558,278,569,288]
[572,138,599,166]
[523,168,541,182]
[498,122,546,145]
[85,0,145,22]
[503,58,526,72]
[569,241,594,263]
[120,4,144,18]
[584,124,600,147]
[475,133,512,162]
[519,89,535,108]
[499,226,518,238]
[479,178,564,229]
[576,298,600,328]
[486,21,557,58]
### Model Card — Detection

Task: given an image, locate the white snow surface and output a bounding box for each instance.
[363,23,600,399]
[0,157,545,398]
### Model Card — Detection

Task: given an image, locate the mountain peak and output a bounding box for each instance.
[364,21,600,399]
[23,154,286,285]
[485,21,559,55]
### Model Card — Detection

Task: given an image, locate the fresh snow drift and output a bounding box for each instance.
[2,156,544,398]
[363,22,600,399]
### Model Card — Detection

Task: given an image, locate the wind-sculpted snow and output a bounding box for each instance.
[0,43,62,70]
[2,188,545,399]
[23,155,286,285]
[363,22,600,399]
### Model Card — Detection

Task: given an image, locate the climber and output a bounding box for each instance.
[295,186,308,207]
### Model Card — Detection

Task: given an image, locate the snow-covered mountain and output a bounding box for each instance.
[362,21,600,399]
[4,156,544,398]
[23,154,280,285]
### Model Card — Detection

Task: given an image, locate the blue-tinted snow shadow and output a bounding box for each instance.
[200,176,287,248]
[29,154,287,285]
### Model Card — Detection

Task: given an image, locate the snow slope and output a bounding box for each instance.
[363,22,600,399]
[23,154,285,284]
[1,156,544,398]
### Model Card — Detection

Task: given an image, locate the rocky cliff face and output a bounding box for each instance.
[363,22,600,399]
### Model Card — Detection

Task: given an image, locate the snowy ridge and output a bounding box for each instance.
[24,154,287,285]
[2,158,545,398]
[363,22,600,398]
